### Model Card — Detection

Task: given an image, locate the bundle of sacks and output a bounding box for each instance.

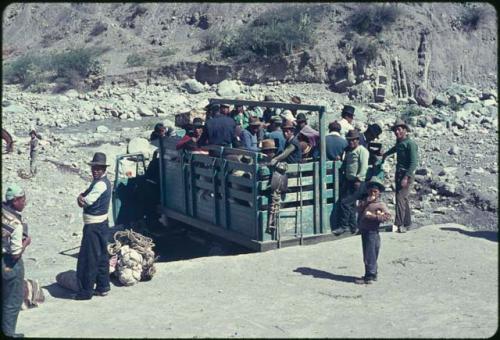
[108,229,157,286]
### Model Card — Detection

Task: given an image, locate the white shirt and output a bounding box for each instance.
[338,118,354,137]
[83,174,107,206]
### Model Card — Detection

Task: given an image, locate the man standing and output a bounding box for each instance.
[75,152,112,300]
[2,184,31,337]
[335,129,369,235]
[199,103,237,147]
[176,118,206,153]
[338,105,356,137]
[270,120,302,165]
[359,123,383,181]
[354,177,391,284]
[240,117,263,152]
[262,95,276,123]
[265,116,286,153]
[382,119,418,233]
[28,129,40,176]
[325,121,348,161]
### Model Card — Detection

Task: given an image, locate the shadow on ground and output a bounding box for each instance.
[440,227,498,242]
[42,283,75,300]
[294,267,357,283]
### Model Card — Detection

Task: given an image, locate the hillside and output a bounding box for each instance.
[2,2,497,96]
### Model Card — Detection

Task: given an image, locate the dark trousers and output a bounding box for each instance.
[338,180,365,231]
[76,221,110,298]
[2,257,24,336]
[395,175,414,227]
[361,230,380,278]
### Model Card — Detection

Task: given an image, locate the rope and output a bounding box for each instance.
[108,229,158,284]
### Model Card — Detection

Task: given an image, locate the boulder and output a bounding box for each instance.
[65,89,79,98]
[127,137,155,159]
[137,105,155,117]
[182,79,205,94]
[96,125,110,133]
[433,93,449,106]
[414,86,434,107]
[482,99,497,107]
[216,80,240,97]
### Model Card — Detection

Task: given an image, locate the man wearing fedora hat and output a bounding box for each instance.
[260,139,278,159]
[74,152,112,300]
[265,115,286,153]
[269,120,302,165]
[240,116,263,152]
[339,105,356,137]
[335,129,369,235]
[382,119,418,233]
[354,177,391,284]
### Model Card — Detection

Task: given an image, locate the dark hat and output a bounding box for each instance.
[391,119,410,132]
[192,117,205,128]
[291,96,301,104]
[154,123,165,132]
[209,103,220,114]
[264,95,274,102]
[366,123,382,137]
[296,112,307,122]
[366,177,385,192]
[341,105,355,117]
[261,139,277,151]
[345,129,360,140]
[248,116,261,126]
[88,152,109,167]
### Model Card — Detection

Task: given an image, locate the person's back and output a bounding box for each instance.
[266,129,285,153]
[326,121,348,160]
[204,114,236,146]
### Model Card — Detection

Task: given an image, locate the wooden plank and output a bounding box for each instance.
[195,179,216,191]
[286,162,314,172]
[164,207,263,251]
[193,167,213,177]
[226,162,255,173]
[227,174,253,187]
[228,188,253,202]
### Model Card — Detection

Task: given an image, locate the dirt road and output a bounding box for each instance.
[16,223,497,338]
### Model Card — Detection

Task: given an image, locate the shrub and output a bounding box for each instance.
[126,53,146,67]
[460,6,489,31]
[2,47,103,92]
[159,47,179,57]
[349,4,401,35]
[201,5,322,60]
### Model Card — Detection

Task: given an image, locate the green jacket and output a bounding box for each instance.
[385,137,418,177]
[343,145,369,182]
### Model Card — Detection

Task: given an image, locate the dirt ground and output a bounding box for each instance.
[15,223,497,338]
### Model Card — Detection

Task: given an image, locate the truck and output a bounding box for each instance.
[112,98,344,252]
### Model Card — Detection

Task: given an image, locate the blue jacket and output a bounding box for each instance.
[265,129,286,153]
[325,133,348,160]
[240,129,260,152]
[199,114,237,146]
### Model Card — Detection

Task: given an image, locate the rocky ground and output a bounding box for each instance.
[1,78,498,337]
[2,79,498,233]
